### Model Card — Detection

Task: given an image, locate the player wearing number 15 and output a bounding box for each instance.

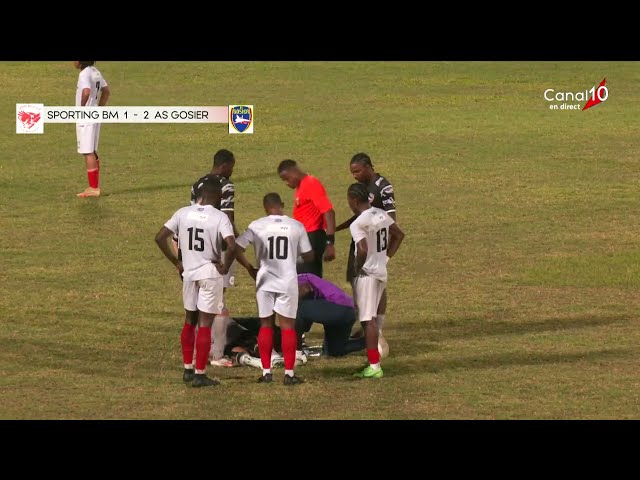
[223,193,314,385]
[74,61,110,198]
[347,183,405,379]
[155,178,236,388]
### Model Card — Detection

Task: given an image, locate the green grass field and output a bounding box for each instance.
[1,61,639,419]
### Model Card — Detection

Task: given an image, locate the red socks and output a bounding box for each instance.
[367,348,380,365]
[180,323,196,365]
[87,168,99,189]
[258,327,273,369]
[195,326,211,371]
[282,329,297,370]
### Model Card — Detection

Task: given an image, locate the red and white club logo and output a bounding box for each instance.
[16,103,44,133]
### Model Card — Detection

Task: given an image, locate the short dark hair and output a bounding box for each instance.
[350,152,373,167]
[78,61,95,68]
[277,159,297,173]
[263,192,283,208]
[200,176,223,196]
[213,149,235,167]
[347,183,370,203]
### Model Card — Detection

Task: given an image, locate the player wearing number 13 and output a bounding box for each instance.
[348,183,405,379]
[223,193,314,385]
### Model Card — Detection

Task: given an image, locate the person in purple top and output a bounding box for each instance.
[297,273,354,308]
[296,273,365,357]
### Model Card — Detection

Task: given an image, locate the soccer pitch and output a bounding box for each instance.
[1,61,639,419]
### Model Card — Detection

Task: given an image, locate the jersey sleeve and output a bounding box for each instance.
[308,177,333,214]
[379,183,396,213]
[218,214,234,240]
[220,182,235,212]
[78,70,92,91]
[236,226,254,249]
[349,219,367,245]
[164,209,181,235]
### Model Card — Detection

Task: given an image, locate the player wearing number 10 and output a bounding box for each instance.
[223,193,314,385]
[74,61,110,198]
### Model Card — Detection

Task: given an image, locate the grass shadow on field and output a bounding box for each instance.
[421,314,630,342]
[109,172,273,196]
[418,348,633,375]
[0,336,159,379]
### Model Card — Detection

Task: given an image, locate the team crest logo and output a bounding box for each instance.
[16,104,44,134]
[228,105,253,134]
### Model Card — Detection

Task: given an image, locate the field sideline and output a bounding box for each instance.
[1,62,639,419]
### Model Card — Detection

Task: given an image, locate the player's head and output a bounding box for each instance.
[263,192,284,215]
[212,149,235,178]
[298,282,314,301]
[347,182,370,214]
[199,176,223,206]
[278,159,303,189]
[75,61,95,70]
[350,153,375,184]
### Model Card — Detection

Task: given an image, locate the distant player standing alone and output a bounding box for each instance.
[277,159,336,278]
[74,61,110,198]
[223,193,314,385]
[347,183,404,379]
[155,178,236,387]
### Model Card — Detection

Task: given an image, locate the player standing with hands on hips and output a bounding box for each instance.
[74,61,110,198]
[336,153,397,354]
[347,183,404,379]
[155,178,236,388]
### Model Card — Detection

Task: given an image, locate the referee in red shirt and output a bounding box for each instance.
[278,159,336,278]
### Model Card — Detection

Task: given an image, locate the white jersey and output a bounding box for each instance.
[237,215,312,294]
[350,207,395,282]
[164,204,234,281]
[76,66,108,107]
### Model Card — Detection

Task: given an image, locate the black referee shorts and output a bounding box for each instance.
[297,229,327,278]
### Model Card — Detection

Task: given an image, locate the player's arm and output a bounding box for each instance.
[299,228,315,264]
[354,238,368,274]
[387,222,405,258]
[224,211,240,237]
[380,184,397,222]
[220,184,240,236]
[216,235,236,274]
[99,85,110,106]
[228,228,258,279]
[323,208,336,260]
[308,179,336,261]
[80,88,91,107]
[335,214,358,232]
[155,226,183,275]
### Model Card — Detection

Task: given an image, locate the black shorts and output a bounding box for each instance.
[346,239,356,283]
[297,229,327,278]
